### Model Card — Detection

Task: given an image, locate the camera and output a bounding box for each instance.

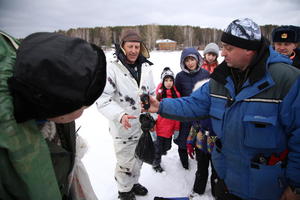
[140,93,150,110]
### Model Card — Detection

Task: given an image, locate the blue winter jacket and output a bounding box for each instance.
[174,47,209,148]
[158,43,300,199]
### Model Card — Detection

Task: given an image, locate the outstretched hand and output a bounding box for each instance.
[121,114,137,130]
[141,95,160,113]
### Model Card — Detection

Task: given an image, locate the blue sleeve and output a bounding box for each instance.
[281,78,300,187]
[158,81,210,122]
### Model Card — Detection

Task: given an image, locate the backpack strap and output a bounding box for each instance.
[0,31,19,50]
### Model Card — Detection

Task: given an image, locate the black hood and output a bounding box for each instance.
[8,32,107,123]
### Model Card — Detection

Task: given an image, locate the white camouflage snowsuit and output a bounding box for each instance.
[96,54,156,192]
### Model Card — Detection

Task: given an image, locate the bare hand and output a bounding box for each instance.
[280,186,300,200]
[121,114,137,130]
[141,95,160,113]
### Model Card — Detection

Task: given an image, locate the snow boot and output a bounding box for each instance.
[131,183,148,196]
[153,165,164,173]
[118,191,136,200]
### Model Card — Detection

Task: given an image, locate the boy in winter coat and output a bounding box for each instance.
[187,80,218,199]
[174,47,210,169]
[201,42,220,73]
[153,67,181,173]
[0,31,106,200]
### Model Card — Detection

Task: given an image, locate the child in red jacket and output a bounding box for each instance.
[201,43,219,73]
[153,67,181,172]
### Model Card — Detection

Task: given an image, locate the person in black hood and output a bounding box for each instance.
[0,31,106,200]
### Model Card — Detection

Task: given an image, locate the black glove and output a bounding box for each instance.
[139,113,155,132]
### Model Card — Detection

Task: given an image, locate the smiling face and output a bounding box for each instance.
[274,42,297,57]
[184,56,198,71]
[122,41,141,64]
[221,42,255,71]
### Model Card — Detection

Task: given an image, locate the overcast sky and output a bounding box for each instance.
[1,0,299,38]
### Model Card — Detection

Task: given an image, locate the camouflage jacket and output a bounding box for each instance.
[0,31,62,200]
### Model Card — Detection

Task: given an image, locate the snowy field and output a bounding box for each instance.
[76,50,224,200]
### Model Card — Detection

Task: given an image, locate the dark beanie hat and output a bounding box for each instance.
[8,32,107,123]
[221,18,262,50]
[272,25,299,43]
[120,29,150,58]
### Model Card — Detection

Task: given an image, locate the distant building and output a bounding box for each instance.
[156,39,177,50]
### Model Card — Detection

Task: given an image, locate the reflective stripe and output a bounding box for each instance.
[243,98,282,103]
[210,94,227,99]
[210,94,282,103]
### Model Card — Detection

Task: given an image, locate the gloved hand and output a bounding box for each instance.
[187,143,195,159]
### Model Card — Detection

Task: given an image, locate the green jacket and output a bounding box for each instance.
[0,31,62,199]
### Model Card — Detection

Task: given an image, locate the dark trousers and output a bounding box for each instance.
[178,147,189,169]
[153,136,172,166]
[193,148,217,196]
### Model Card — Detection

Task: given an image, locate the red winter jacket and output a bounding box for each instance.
[201,60,218,74]
[155,83,180,138]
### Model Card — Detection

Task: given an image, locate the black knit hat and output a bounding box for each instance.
[221,18,262,50]
[272,25,299,43]
[8,32,107,123]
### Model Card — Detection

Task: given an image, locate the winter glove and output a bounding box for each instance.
[187,143,195,159]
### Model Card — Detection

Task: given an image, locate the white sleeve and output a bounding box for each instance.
[96,65,126,122]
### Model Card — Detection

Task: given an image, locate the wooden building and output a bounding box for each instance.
[156,39,177,50]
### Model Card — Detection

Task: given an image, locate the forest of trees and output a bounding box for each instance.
[56,24,278,50]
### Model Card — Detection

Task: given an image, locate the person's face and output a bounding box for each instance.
[164,77,174,89]
[184,56,198,71]
[205,53,217,64]
[123,42,141,64]
[47,106,87,124]
[221,42,255,71]
[274,42,297,56]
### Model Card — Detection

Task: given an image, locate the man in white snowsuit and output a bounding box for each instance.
[97,30,156,200]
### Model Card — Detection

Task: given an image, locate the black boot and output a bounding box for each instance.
[118,191,135,200]
[131,183,148,196]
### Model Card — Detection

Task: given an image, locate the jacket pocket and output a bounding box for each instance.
[249,163,285,199]
[243,115,278,149]
[209,108,224,138]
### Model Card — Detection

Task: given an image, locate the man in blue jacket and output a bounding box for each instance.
[144,18,300,200]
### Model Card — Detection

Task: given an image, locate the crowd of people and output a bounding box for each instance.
[0,18,299,200]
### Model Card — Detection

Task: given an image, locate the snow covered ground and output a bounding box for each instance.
[76,50,223,200]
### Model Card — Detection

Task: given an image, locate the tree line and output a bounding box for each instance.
[56,24,278,50]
